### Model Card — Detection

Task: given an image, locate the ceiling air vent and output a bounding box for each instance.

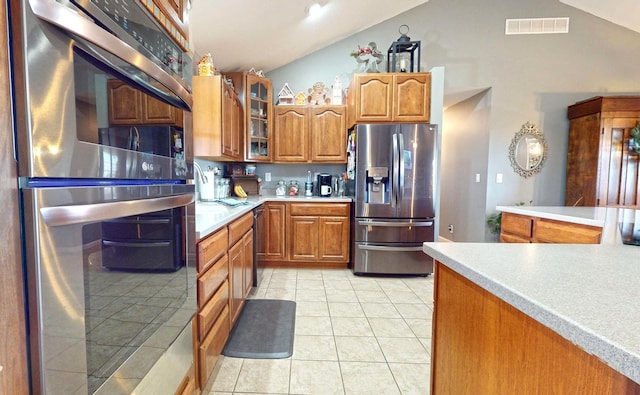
[505,17,570,35]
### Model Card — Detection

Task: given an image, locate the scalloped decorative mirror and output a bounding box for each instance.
[509,122,548,178]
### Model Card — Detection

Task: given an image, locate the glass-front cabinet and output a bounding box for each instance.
[229,72,273,162]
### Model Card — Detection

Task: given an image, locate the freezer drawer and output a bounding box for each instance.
[352,242,433,275]
[354,218,434,244]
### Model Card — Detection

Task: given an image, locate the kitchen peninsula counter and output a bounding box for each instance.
[422,239,640,393]
[195,195,352,240]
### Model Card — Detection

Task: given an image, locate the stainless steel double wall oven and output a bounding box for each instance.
[10,0,195,393]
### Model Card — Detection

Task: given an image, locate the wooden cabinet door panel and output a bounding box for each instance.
[228,240,244,324]
[274,106,308,162]
[242,229,254,298]
[393,73,431,122]
[356,74,393,121]
[289,216,319,261]
[221,87,235,158]
[310,106,347,162]
[319,217,350,261]
[108,80,143,124]
[265,203,286,260]
[533,219,601,244]
[500,213,533,240]
[565,113,601,206]
[143,94,178,124]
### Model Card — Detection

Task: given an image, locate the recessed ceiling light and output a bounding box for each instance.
[307,2,323,17]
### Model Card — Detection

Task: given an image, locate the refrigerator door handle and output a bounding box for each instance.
[358,245,425,252]
[357,220,434,227]
[392,133,399,208]
[398,131,405,204]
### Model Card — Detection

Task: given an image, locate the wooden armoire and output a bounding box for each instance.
[565,96,640,207]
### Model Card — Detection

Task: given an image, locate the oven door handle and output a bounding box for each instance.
[28,0,192,111]
[40,193,194,227]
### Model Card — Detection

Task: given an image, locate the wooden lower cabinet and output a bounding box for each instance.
[264,202,350,268]
[175,364,197,395]
[195,211,254,390]
[264,202,287,261]
[500,212,602,244]
[432,262,640,394]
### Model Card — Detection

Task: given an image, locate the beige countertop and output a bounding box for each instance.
[423,206,640,384]
[195,194,352,240]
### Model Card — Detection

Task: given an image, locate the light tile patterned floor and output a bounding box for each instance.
[203,268,434,395]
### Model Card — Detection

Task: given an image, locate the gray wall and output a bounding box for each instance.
[267,0,640,241]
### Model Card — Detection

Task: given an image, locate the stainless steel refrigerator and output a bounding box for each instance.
[351,123,437,275]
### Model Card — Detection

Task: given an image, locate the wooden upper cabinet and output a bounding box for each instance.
[274,106,308,162]
[310,106,347,162]
[192,75,243,161]
[107,79,182,126]
[273,105,347,163]
[227,72,273,162]
[347,72,431,127]
[565,96,640,207]
[393,73,431,122]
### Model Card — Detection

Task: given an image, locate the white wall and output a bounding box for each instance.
[267,0,640,241]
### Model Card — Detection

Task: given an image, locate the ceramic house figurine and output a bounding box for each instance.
[277,83,295,105]
[295,91,307,105]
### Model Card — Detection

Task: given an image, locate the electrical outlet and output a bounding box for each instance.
[496,173,503,183]
[265,172,271,182]
[448,224,454,234]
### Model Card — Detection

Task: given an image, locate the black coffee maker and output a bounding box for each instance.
[317,173,332,197]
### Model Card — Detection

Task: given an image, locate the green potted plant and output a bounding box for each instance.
[486,201,531,235]
[630,121,640,155]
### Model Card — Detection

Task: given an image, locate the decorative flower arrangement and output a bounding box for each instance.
[350,42,384,72]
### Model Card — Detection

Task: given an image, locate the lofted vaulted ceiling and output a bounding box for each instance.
[188,0,640,73]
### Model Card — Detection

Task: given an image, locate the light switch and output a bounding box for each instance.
[496,173,503,183]
[475,174,480,183]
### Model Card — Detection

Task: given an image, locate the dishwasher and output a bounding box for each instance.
[253,204,265,286]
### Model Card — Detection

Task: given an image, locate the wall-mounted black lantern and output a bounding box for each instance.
[387,24,421,72]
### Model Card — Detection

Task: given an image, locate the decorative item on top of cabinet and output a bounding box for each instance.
[387,24,421,73]
[192,75,243,161]
[227,71,273,162]
[277,83,295,105]
[347,72,431,128]
[565,96,640,207]
[107,79,183,126]
[274,105,347,163]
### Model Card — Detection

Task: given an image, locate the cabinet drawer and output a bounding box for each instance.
[198,305,230,389]
[501,213,533,239]
[289,202,350,216]
[533,219,601,244]
[229,211,254,246]
[197,227,228,273]
[197,254,228,307]
[198,279,229,341]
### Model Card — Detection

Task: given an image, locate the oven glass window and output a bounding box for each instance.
[81,207,195,393]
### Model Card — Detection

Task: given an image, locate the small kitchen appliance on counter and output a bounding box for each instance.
[318,173,333,197]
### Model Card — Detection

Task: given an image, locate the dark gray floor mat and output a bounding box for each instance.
[222,299,296,359]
